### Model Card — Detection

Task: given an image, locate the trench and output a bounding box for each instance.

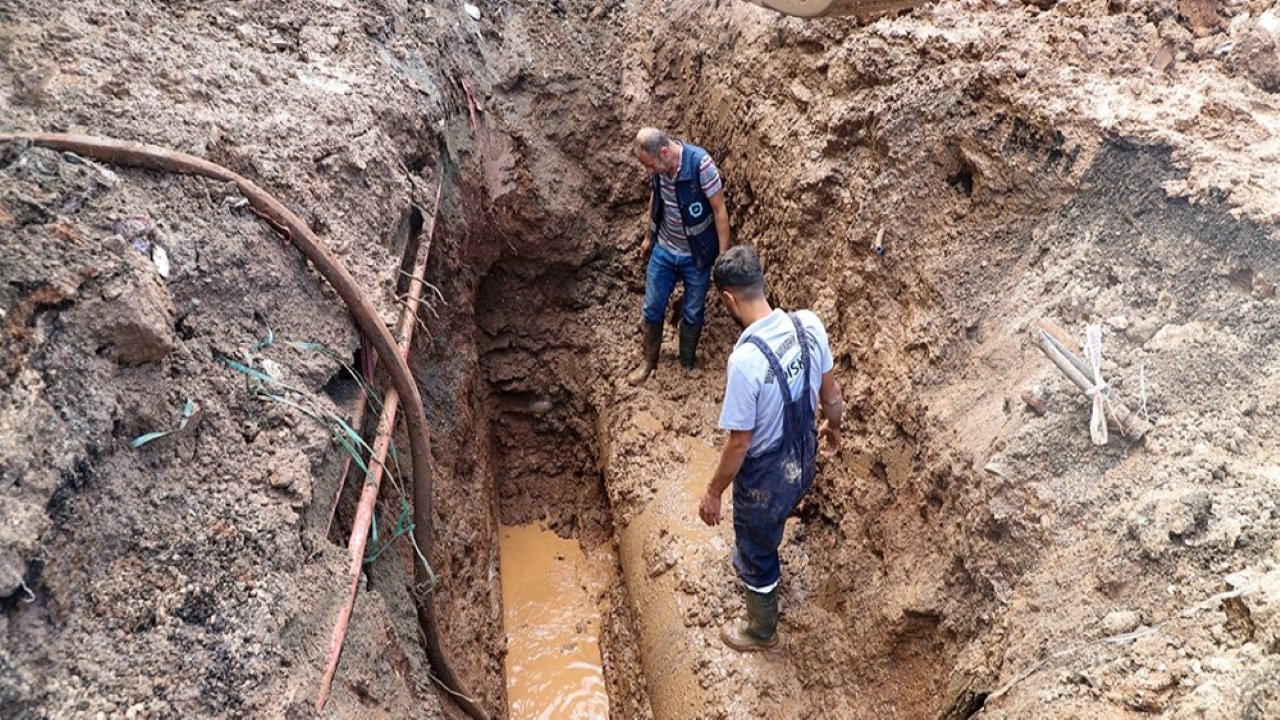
[472,256,653,718]
[452,152,975,719]
[431,124,1280,719]
[462,235,973,719]
[470,260,774,718]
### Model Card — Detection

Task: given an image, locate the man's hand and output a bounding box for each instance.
[699,489,722,526]
[820,421,842,457]
[640,233,652,261]
[702,429,750,527]
[818,371,844,458]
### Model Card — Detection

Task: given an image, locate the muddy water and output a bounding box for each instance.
[499,524,615,719]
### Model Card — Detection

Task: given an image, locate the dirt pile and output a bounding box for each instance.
[4,0,1280,718]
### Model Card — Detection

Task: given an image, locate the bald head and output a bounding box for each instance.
[635,127,669,156]
[635,127,678,175]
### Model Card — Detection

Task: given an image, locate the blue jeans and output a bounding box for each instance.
[642,241,711,328]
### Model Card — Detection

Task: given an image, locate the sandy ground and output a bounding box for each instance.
[4,0,1280,718]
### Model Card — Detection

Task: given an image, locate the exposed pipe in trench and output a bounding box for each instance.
[0,133,490,720]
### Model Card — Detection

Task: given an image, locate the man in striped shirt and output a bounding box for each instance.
[627,127,731,385]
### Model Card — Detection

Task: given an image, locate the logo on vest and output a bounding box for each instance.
[688,202,704,219]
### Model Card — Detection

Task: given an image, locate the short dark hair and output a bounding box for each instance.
[713,246,765,297]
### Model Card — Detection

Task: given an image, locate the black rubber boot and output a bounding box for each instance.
[626,321,663,385]
[720,587,779,652]
[678,322,702,377]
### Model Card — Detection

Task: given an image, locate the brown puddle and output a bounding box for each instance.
[499,524,615,719]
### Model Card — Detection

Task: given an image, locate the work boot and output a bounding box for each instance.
[678,322,702,378]
[626,321,663,385]
[720,588,779,652]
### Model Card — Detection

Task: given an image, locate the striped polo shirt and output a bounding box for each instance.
[656,144,723,256]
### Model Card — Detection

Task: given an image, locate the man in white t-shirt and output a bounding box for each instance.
[698,246,844,651]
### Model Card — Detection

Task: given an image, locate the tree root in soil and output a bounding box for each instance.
[0,132,490,720]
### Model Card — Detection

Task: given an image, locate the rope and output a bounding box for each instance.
[1083,324,1109,446]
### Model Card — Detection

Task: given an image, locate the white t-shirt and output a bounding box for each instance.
[718,309,834,457]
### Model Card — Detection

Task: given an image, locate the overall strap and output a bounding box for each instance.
[744,313,813,407]
[744,335,793,406]
[786,312,814,413]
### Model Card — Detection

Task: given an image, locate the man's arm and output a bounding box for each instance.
[699,429,752,526]
[708,190,730,255]
[818,370,843,456]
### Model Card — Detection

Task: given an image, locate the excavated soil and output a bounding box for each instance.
[4,0,1280,718]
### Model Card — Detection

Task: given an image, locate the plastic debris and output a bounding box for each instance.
[1030,320,1150,443]
[152,244,171,279]
[112,213,155,241]
[463,2,481,20]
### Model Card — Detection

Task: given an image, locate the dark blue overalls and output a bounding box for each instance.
[731,313,819,591]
